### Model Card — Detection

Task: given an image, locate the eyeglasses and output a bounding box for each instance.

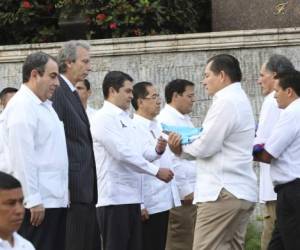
[143,94,161,100]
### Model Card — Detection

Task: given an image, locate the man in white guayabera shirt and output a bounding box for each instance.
[156,79,197,250]
[90,71,174,250]
[0,172,35,250]
[131,81,181,250]
[254,70,300,250]
[168,54,258,250]
[1,52,68,250]
[255,54,294,250]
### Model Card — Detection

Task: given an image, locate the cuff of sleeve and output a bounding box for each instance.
[147,163,160,176]
[265,144,278,159]
[24,193,42,209]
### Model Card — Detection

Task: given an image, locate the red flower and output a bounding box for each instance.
[96,13,106,21]
[109,22,118,30]
[22,0,32,9]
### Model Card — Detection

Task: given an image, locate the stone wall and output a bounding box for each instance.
[1,27,300,126]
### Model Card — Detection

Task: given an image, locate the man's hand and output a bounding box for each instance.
[156,168,174,183]
[30,204,45,227]
[168,133,182,155]
[141,208,150,222]
[182,192,194,205]
[155,136,167,155]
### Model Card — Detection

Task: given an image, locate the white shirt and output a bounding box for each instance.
[86,105,97,121]
[91,101,160,207]
[183,82,258,203]
[0,233,35,250]
[254,91,279,202]
[2,85,68,209]
[265,98,300,185]
[0,113,12,174]
[133,114,181,214]
[157,104,197,200]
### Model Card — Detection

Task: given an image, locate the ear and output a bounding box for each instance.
[87,89,92,97]
[30,69,39,79]
[65,59,73,69]
[219,70,226,82]
[108,86,116,96]
[287,87,294,97]
[137,98,143,107]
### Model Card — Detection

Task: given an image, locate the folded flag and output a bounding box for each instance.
[161,123,203,145]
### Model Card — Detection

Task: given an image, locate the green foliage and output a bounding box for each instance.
[0,0,210,45]
[245,222,261,250]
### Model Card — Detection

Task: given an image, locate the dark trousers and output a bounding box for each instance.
[65,203,101,250]
[268,179,300,250]
[142,210,169,250]
[97,204,142,250]
[19,208,67,250]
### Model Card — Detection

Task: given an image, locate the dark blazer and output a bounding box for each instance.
[52,76,97,204]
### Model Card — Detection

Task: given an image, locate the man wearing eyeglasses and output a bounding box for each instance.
[131,81,181,250]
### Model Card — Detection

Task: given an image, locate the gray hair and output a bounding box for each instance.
[265,54,295,75]
[57,40,90,73]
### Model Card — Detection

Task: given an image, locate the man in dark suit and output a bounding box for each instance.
[51,40,100,250]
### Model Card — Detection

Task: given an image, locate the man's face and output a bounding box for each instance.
[274,81,290,109]
[113,80,133,111]
[258,63,276,96]
[175,85,195,115]
[36,59,59,101]
[75,81,90,105]
[1,92,16,109]
[0,188,24,236]
[70,47,91,83]
[139,85,161,118]
[203,61,224,96]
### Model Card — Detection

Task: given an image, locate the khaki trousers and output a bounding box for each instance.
[192,189,255,250]
[165,204,197,250]
[261,201,276,250]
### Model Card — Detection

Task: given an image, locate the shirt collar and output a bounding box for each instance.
[134,114,157,129]
[21,85,53,107]
[102,101,129,117]
[164,104,191,121]
[0,232,16,247]
[60,74,76,92]
[213,82,241,100]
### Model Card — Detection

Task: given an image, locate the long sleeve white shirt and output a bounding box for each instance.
[265,98,300,185]
[254,91,279,202]
[0,233,35,250]
[133,114,181,214]
[91,101,160,207]
[2,85,68,209]
[183,82,258,203]
[0,113,12,174]
[157,104,197,200]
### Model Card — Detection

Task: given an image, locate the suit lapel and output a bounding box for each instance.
[59,77,90,126]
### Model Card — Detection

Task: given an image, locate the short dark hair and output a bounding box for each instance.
[276,70,300,97]
[83,79,91,90]
[0,171,21,190]
[207,54,242,83]
[165,79,195,104]
[265,54,295,75]
[22,52,56,83]
[0,87,18,101]
[102,71,133,99]
[132,81,153,110]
